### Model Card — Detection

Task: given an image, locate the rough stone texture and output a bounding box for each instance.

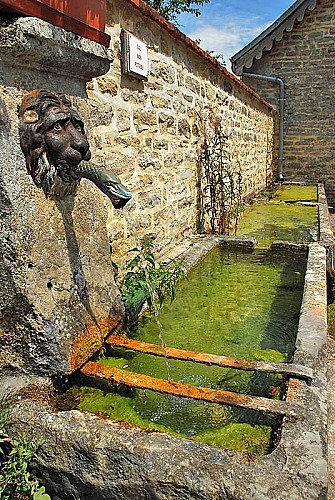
[241,0,335,206]
[327,336,335,500]
[0,17,112,82]
[6,242,328,499]
[0,17,123,377]
[86,0,276,266]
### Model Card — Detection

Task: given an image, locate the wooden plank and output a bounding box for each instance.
[81,361,302,418]
[106,335,313,383]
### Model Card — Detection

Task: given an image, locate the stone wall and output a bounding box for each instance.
[0,4,276,377]
[87,0,276,265]
[0,17,122,378]
[242,0,335,206]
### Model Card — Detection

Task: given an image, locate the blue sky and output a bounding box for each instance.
[176,0,294,70]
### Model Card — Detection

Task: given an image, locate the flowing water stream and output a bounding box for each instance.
[121,209,172,379]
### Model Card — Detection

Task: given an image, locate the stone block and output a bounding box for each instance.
[89,102,114,128]
[116,110,131,132]
[0,17,123,378]
[178,118,191,138]
[96,77,118,96]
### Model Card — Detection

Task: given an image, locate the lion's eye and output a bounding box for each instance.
[53,122,63,131]
[75,123,83,132]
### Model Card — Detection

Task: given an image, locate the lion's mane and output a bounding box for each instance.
[18,90,80,196]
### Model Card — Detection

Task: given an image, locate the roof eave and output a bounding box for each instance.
[231,0,318,75]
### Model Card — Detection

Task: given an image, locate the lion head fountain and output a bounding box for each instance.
[18,89,131,207]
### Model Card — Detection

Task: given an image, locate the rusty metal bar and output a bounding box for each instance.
[106,335,313,383]
[81,361,302,418]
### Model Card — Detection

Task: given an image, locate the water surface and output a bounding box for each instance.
[64,247,306,453]
[236,185,318,247]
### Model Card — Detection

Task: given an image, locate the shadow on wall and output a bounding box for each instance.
[55,197,100,330]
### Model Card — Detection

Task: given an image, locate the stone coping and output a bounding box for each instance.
[117,0,273,111]
[0,16,112,80]
[318,183,335,272]
[5,238,328,499]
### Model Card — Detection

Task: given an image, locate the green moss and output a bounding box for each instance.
[249,348,286,363]
[193,423,272,455]
[98,354,131,370]
[271,185,317,202]
[237,185,318,248]
[70,385,186,437]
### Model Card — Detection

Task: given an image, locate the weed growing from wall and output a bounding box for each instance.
[113,236,187,325]
[198,112,244,235]
[0,397,50,500]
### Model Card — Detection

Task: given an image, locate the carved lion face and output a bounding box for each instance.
[18,90,91,196]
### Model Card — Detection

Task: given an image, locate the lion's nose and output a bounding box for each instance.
[70,124,90,158]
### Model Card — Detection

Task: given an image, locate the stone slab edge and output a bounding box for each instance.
[0,16,112,79]
[318,183,335,272]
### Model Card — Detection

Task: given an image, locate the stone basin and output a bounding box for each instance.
[2,183,332,499]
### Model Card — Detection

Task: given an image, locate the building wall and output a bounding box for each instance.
[243,0,335,206]
[87,0,276,264]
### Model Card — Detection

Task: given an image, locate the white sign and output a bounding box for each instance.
[121,31,148,79]
[128,34,148,77]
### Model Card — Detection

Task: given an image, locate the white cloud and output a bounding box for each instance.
[186,19,270,71]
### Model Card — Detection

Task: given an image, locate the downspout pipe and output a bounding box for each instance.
[242,72,285,180]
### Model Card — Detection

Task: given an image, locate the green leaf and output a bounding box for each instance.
[111,260,118,272]
[127,257,140,270]
[33,486,51,500]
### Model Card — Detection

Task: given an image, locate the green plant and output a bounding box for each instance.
[205,50,226,66]
[146,0,210,23]
[0,398,50,500]
[119,236,187,318]
[199,112,243,235]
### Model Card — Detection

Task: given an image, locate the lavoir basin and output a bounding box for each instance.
[66,245,307,454]
[15,183,329,499]
[59,184,324,456]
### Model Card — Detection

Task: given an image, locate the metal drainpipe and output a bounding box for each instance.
[242,72,285,180]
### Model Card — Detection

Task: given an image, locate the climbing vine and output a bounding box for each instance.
[198,112,244,235]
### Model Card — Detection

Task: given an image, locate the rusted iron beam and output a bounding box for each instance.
[106,335,313,383]
[81,361,302,418]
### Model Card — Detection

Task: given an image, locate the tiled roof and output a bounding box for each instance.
[231,0,318,76]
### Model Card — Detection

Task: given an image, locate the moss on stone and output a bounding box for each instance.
[237,185,318,248]
[193,423,272,455]
[271,185,317,202]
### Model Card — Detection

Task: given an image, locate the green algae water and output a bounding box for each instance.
[237,185,318,247]
[63,246,307,454]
